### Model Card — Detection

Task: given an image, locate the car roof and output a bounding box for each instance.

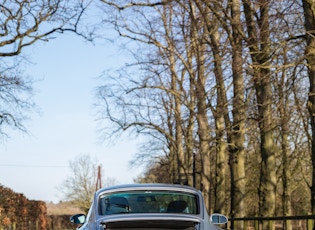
[95,183,201,196]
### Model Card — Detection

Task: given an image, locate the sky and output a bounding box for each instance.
[0,30,144,203]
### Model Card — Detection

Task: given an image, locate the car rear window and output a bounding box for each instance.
[98,190,199,215]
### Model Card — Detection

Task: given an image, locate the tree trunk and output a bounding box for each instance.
[302,0,315,221]
[172,59,186,184]
[189,1,213,213]
[277,45,293,230]
[198,1,228,214]
[255,67,276,230]
[200,0,246,221]
[243,0,276,226]
[229,0,246,228]
[208,22,228,212]
[196,46,212,214]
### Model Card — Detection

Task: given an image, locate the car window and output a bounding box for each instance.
[98,190,199,215]
[84,201,94,224]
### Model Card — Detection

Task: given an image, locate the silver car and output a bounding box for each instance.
[70,183,228,230]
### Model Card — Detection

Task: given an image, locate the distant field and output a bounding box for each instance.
[46,201,83,215]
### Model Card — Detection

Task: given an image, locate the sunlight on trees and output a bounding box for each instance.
[2,1,315,229]
[95,1,313,228]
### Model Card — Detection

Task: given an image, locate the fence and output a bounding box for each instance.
[2,213,315,229]
[229,215,315,230]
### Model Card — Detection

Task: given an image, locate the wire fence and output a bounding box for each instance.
[229,215,315,230]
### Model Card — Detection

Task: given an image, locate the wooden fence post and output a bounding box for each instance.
[244,220,247,229]
[285,219,292,230]
[307,218,313,230]
[269,220,274,230]
[254,220,260,230]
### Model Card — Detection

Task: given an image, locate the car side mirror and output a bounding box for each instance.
[70,214,86,224]
[210,213,228,224]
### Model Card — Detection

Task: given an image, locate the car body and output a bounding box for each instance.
[70,183,228,230]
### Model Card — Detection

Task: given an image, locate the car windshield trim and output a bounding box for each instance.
[98,190,199,215]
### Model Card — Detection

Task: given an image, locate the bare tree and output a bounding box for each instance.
[96,1,315,225]
[0,0,93,139]
[229,0,246,224]
[97,1,195,183]
[59,154,100,213]
[268,3,306,228]
[0,62,34,138]
[97,1,216,200]
[97,0,246,217]
[241,1,277,225]
[302,0,315,221]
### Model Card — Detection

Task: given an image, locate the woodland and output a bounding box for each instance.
[1,1,315,230]
[95,1,315,230]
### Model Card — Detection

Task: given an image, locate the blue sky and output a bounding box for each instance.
[0,31,144,203]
